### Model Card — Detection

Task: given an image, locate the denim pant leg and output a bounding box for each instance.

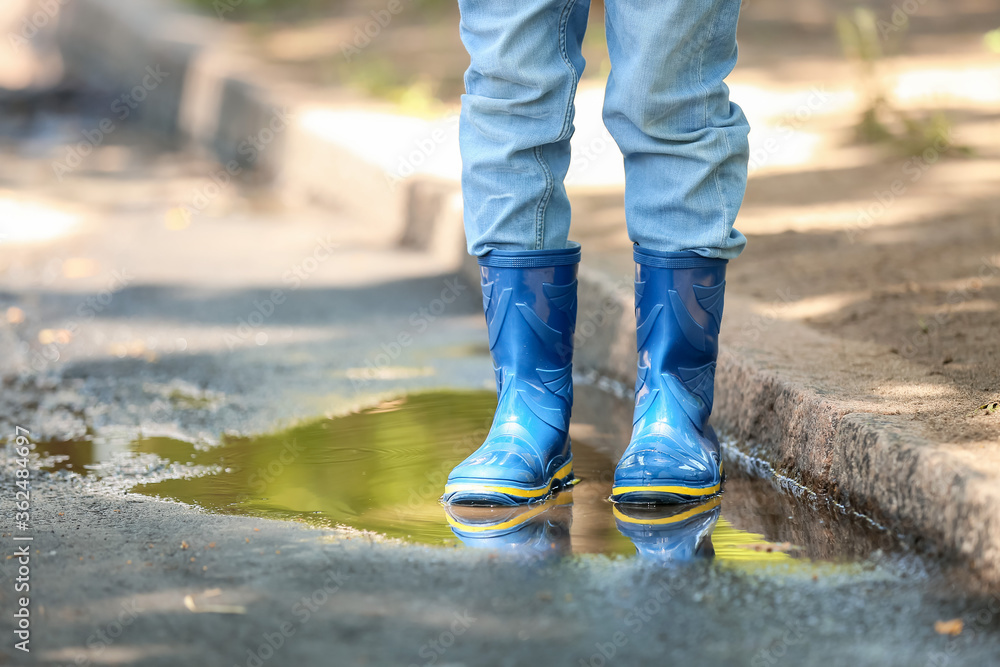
[602,0,750,259]
[458,0,591,255]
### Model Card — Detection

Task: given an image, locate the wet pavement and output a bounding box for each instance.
[2,106,1000,666]
[6,383,1000,667]
[35,389,905,570]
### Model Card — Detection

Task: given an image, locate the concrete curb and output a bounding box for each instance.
[56,0,205,141]
[567,266,1000,584]
[52,0,1000,584]
[56,0,462,248]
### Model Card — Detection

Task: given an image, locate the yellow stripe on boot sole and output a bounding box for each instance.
[613,460,723,498]
[612,496,721,526]
[612,481,721,497]
[445,493,574,533]
[444,460,574,499]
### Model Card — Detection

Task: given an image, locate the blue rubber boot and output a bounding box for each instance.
[445,493,573,558]
[611,246,727,504]
[443,245,580,505]
[614,496,720,563]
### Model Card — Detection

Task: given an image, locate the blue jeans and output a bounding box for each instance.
[458,0,750,258]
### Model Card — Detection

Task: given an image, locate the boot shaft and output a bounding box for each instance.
[442,247,581,505]
[479,246,580,411]
[633,247,727,428]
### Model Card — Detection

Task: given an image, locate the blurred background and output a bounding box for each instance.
[2,0,998,360]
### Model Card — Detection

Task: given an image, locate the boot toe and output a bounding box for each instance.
[612,440,721,504]
[444,438,572,505]
[448,449,540,488]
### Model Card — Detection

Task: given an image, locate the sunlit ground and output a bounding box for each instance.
[291,61,1000,199]
[0,193,80,243]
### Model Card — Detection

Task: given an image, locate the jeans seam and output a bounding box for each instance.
[532,145,554,250]
[556,0,580,141]
[533,0,580,250]
[696,3,729,254]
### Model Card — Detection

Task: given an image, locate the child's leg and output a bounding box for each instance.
[447,0,589,505]
[602,0,750,258]
[458,0,591,255]
[604,0,748,505]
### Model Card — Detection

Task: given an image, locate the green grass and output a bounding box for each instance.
[836,6,971,157]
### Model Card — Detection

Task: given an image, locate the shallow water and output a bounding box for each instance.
[36,390,905,568]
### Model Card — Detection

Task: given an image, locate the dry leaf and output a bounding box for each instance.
[183,594,246,615]
[934,619,963,636]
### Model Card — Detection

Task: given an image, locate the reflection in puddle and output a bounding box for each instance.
[35,391,902,567]
[446,493,575,559]
[34,438,94,472]
[613,497,721,564]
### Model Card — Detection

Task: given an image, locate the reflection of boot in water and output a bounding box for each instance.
[445,492,573,557]
[614,496,720,563]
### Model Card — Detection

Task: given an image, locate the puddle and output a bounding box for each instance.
[34,390,905,567]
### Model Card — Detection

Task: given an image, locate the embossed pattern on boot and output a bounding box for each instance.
[612,250,727,505]
[445,254,579,506]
